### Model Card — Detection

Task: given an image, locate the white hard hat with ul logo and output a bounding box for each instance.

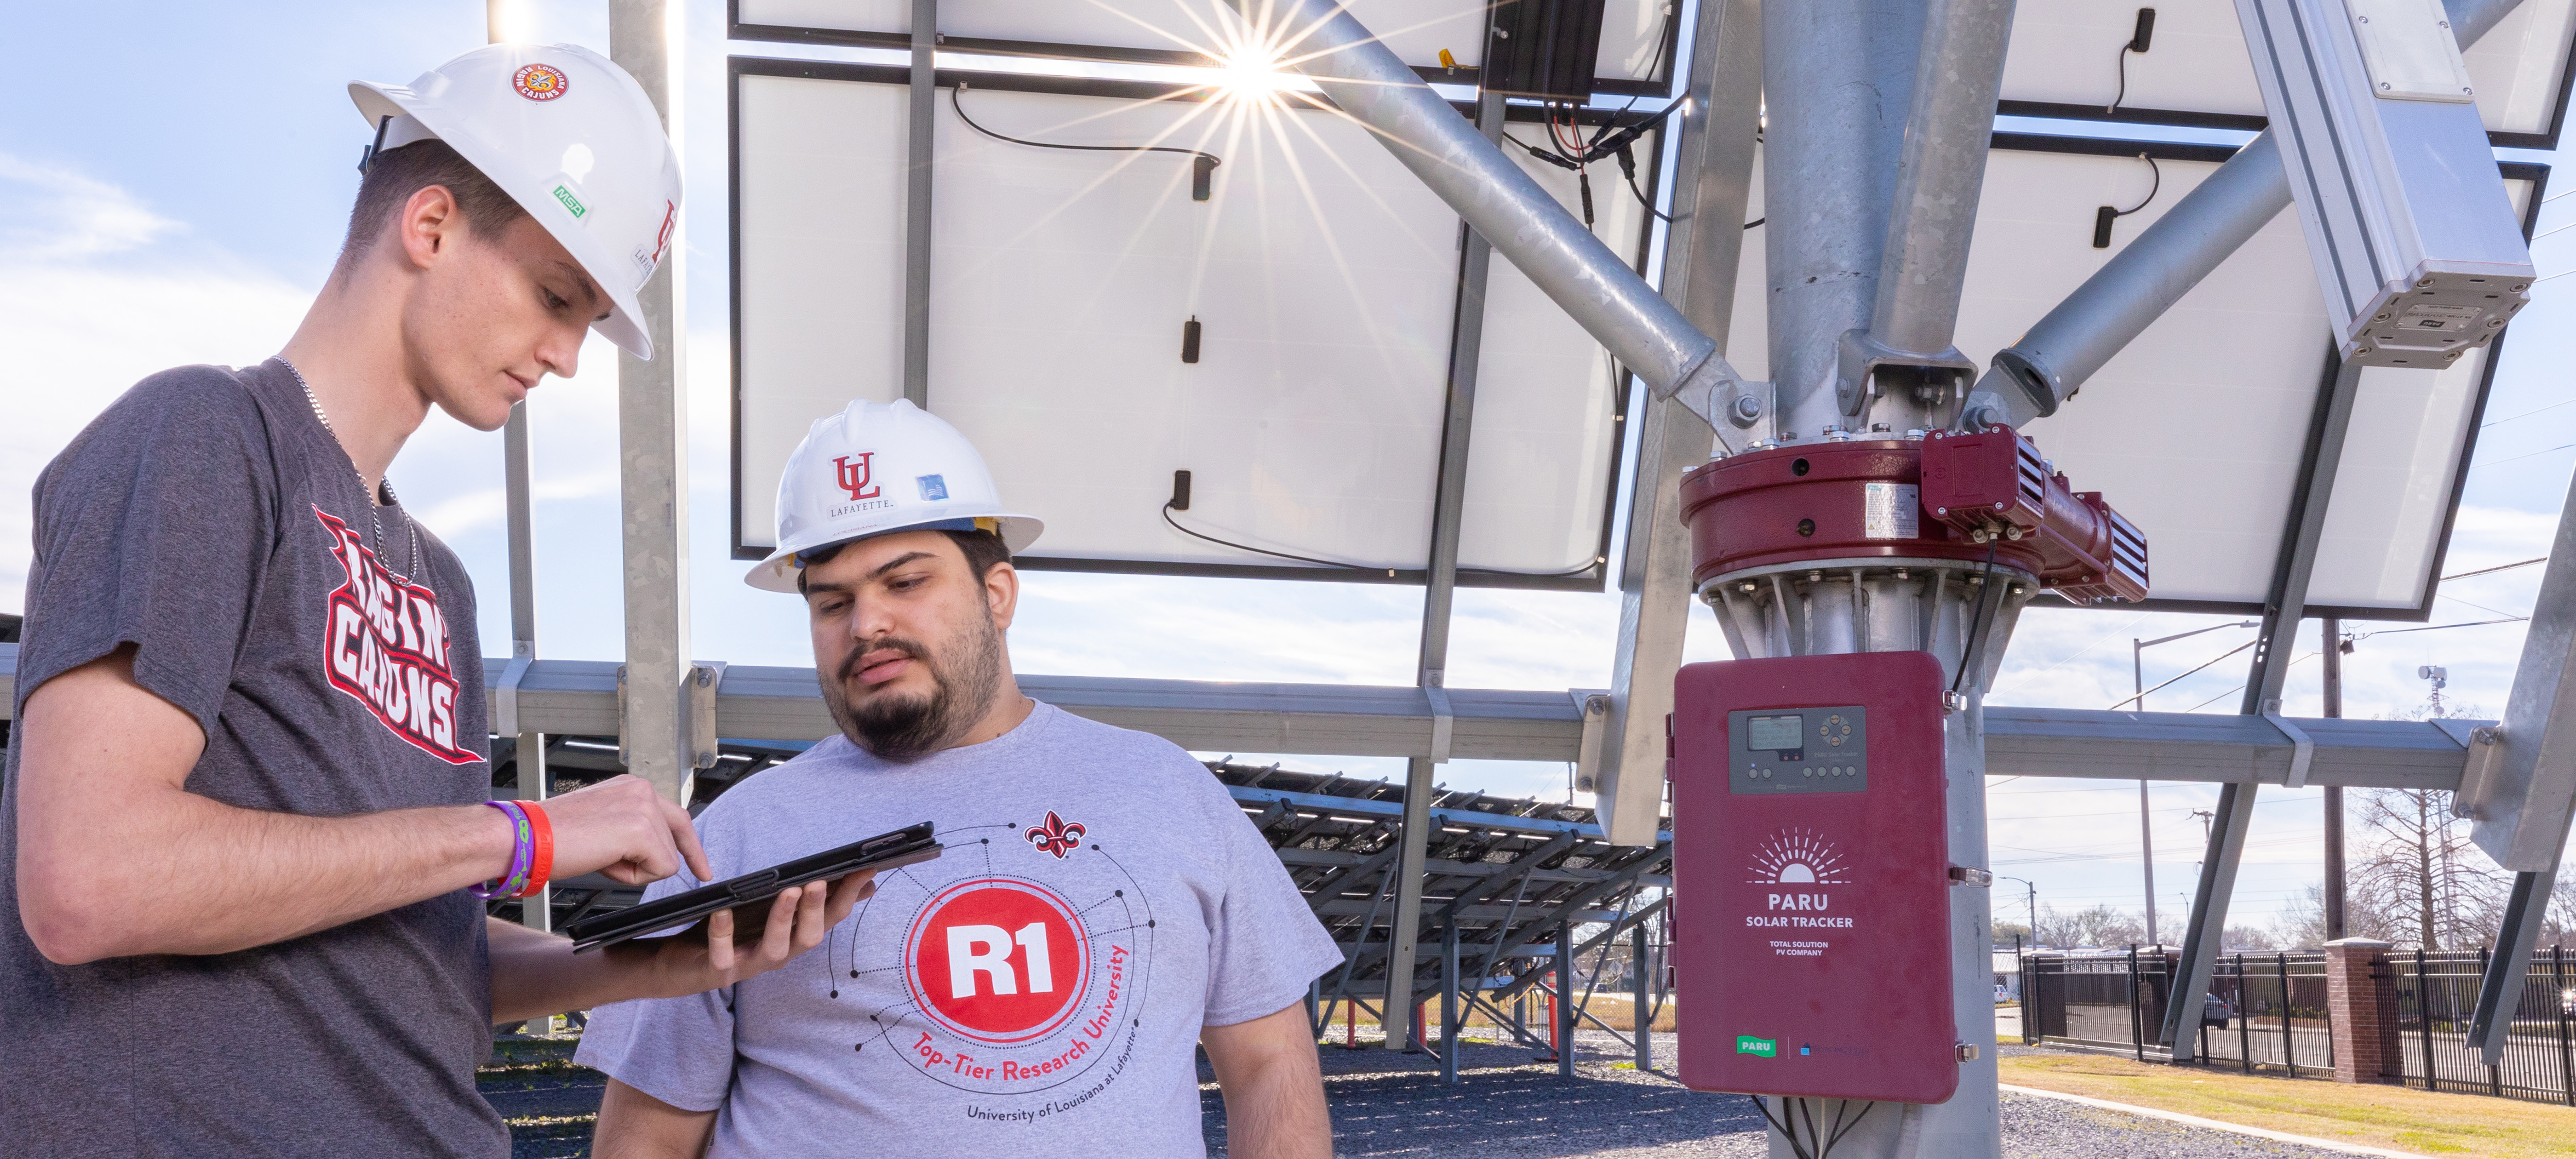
[349,42,682,359]
[746,399,1044,593]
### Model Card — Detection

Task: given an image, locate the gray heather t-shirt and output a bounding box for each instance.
[578,703,1343,1157]
[1,361,503,1157]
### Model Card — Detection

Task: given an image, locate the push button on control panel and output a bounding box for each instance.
[1730,706,1870,794]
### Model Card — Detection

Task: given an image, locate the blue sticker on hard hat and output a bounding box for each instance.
[917,474,949,502]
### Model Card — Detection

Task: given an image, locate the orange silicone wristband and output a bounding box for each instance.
[518,801,554,898]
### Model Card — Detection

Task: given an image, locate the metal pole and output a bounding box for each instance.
[1556,918,1574,1078]
[2324,617,2347,941]
[2280,951,2296,1077]
[902,0,935,407]
[608,0,692,808]
[1233,0,1764,440]
[2238,954,2252,1071]
[1959,0,2526,430]
[2420,948,2437,1090]
[2484,944,2504,1096]
[1442,922,1460,1085]
[2130,944,2144,1061]
[1852,0,2018,432]
[1634,917,1652,1071]
[1762,0,1928,438]
[2555,946,2571,1105]
[2166,360,2363,1059]
[1383,90,1506,1054]
[504,402,548,935]
[2137,640,2157,945]
[1597,0,1765,848]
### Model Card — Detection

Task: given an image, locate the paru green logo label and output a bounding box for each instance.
[1736,1035,1778,1058]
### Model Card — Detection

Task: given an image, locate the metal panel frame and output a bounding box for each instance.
[723,55,1666,591]
[723,0,1687,100]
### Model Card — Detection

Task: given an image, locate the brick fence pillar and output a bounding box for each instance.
[2323,938,2394,1084]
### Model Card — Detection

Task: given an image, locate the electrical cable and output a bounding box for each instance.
[1951,536,2004,696]
[1749,1096,1819,1159]
[2109,40,2136,114]
[2109,154,2162,220]
[951,82,1222,174]
[1743,217,1765,230]
[1160,503,1602,579]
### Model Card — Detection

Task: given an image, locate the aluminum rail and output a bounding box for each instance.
[1240,0,1766,450]
[0,645,2490,788]
[1960,0,2526,430]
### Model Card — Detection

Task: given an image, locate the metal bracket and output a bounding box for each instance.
[690,661,729,771]
[2262,698,2316,788]
[1942,689,1967,714]
[2456,725,2505,819]
[1655,350,1771,455]
[1948,866,1994,887]
[1836,329,1978,419]
[615,664,629,767]
[1570,690,1611,793]
[1424,668,1454,764]
[494,640,534,738]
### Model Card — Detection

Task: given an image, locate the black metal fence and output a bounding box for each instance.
[2019,949,2331,1074]
[2378,946,2576,1104]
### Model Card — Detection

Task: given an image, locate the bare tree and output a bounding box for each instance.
[2033,904,2145,949]
[2274,881,2406,948]
[2347,703,2509,950]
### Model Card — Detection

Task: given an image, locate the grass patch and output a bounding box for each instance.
[2000,1052,2576,1158]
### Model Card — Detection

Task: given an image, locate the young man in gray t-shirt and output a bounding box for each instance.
[6,46,866,1158]
[583,401,1344,1157]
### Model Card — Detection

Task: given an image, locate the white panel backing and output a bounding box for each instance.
[735,69,1648,577]
[1997,0,2576,138]
[1724,142,2528,612]
[735,0,1676,89]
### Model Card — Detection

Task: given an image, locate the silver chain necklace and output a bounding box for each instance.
[280,357,421,576]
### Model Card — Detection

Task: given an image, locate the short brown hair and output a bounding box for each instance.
[340,139,529,265]
[795,529,1012,594]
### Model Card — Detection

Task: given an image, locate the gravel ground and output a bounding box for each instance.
[479,1029,2365,1157]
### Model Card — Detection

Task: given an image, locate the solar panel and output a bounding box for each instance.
[1722,136,2540,616]
[728,59,1658,586]
[1996,0,2576,146]
[731,0,1682,96]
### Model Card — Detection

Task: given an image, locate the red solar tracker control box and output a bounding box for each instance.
[1671,651,1960,1104]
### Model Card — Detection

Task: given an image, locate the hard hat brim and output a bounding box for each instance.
[743,514,1045,594]
[348,80,660,361]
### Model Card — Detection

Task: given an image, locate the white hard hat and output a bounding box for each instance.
[746,399,1043,593]
[350,43,682,359]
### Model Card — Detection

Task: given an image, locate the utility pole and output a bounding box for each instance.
[2129,622,2256,945]
[2323,618,2347,941]
[1998,875,2038,945]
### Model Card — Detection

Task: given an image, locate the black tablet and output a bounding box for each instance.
[563,821,943,952]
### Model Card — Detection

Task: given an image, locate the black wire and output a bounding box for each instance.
[1950,535,2004,696]
[952,83,1222,171]
[2109,43,2133,114]
[1160,503,1600,579]
[1822,1101,1877,1156]
[1626,170,1674,222]
[1743,217,1766,230]
[1799,1099,1820,1153]
[2110,154,2162,218]
[1749,1097,1818,1159]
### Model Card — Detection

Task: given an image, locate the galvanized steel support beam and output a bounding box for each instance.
[1240,0,1766,448]
[609,0,694,808]
[2165,360,2362,1058]
[1961,0,2523,429]
[1851,0,2017,433]
[1598,0,1765,847]
[2459,465,2576,869]
[502,402,549,933]
[2470,868,2558,1064]
[1384,90,1506,1054]
[902,0,935,407]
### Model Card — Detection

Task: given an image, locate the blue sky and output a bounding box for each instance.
[4,0,2573,934]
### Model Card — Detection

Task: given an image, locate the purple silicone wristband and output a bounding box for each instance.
[472,800,533,900]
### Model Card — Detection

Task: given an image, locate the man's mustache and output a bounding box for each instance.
[838,638,927,685]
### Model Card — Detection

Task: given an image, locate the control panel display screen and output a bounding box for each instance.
[1746,714,1803,753]
[1728,705,1869,794]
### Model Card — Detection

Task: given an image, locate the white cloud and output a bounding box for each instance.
[0,154,183,261]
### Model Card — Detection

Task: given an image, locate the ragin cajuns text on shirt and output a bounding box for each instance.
[314,506,475,763]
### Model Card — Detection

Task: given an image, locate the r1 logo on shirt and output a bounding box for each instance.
[904,878,1090,1047]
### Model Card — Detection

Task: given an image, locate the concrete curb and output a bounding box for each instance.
[1998,1084,2428,1157]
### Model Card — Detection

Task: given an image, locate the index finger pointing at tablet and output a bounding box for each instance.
[664,795,714,883]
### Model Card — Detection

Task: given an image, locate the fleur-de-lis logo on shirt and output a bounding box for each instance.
[1025,811,1087,859]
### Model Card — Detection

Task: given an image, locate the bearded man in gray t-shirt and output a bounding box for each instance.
[581,401,1344,1158]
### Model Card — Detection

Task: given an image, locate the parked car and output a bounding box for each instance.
[2202,993,2234,1030]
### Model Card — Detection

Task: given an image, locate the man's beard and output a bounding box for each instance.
[820,612,1005,762]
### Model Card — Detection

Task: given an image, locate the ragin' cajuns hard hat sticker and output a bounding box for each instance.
[513,63,569,101]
